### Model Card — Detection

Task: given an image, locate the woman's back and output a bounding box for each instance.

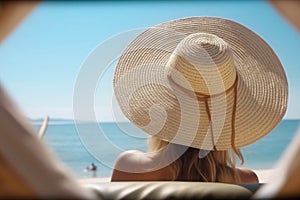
[111,149,258,183]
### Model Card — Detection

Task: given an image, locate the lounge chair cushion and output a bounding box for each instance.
[86,181,255,200]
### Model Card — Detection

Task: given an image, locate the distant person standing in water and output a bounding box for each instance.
[84,163,97,177]
[111,17,288,183]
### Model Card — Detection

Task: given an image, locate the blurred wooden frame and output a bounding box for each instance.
[0,1,39,43]
[269,0,300,32]
[0,1,40,197]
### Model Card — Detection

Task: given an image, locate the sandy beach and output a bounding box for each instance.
[77,168,276,184]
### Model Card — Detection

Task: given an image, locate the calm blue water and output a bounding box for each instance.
[33,119,300,179]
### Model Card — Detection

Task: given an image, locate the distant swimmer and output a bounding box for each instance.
[84,163,97,177]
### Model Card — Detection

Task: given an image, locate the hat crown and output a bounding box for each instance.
[166,33,236,95]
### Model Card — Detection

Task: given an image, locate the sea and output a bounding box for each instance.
[32,119,300,179]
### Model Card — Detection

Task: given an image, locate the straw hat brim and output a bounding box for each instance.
[113,17,288,150]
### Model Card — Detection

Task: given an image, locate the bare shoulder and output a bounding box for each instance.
[112,150,145,172]
[111,150,149,181]
[237,168,259,183]
[111,150,172,181]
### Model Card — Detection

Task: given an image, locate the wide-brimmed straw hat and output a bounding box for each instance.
[113,17,288,150]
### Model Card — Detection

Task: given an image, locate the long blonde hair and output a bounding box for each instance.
[148,136,244,183]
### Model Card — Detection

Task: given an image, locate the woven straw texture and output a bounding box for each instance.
[113,17,288,150]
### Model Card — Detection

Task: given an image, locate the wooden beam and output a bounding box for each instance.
[269,0,300,32]
[0,1,39,43]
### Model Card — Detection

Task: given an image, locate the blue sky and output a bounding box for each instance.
[0,1,299,121]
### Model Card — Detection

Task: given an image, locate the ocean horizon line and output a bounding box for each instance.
[29,117,300,128]
[29,117,300,124]
[29,117,130,125]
